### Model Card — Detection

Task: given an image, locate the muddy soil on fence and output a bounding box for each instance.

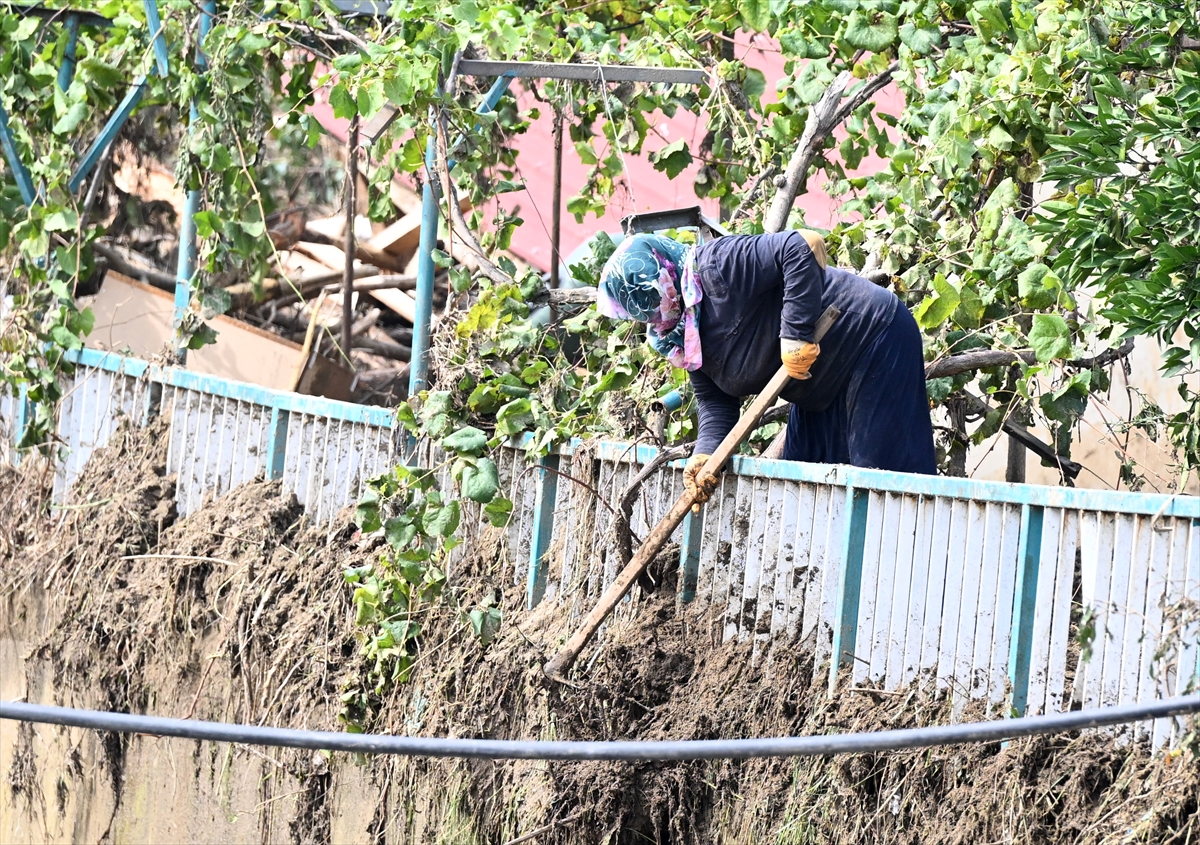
[0,424,1197,844]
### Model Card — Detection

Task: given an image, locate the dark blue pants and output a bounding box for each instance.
[781,306,937,474]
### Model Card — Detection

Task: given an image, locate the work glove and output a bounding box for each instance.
[781,338,820,380]
[683,453,719,506]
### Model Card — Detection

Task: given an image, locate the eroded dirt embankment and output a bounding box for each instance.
[0,423,1197,844]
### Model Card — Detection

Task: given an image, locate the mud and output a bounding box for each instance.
[1,423,1198,844]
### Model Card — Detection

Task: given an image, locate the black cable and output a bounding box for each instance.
[2,695,1198,761]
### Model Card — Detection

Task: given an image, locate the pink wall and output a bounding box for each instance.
[311,38,904,272]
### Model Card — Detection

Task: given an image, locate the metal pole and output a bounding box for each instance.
[174,1,215,359]
[408,135,439,397]
[57,14,80,91]
[408,76,514,398]
[342,116,359,365]
[550,104,563,289]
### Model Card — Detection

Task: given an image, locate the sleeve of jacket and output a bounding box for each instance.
[776,230,826,343]
[689,369,743,455]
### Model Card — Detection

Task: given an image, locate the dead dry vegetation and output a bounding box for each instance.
[0,424,1197,844]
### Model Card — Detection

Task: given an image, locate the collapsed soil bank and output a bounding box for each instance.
[0,423,1197,844]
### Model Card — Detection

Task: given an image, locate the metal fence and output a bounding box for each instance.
[2,347,1198,746]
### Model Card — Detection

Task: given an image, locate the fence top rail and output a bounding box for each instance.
[578,439,1199,519]
[64,347,1198,519]
[69,347,397,429]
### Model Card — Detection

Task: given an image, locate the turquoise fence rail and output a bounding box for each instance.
[2,347,1197,748]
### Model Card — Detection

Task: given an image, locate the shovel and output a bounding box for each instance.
[543,305,841,683]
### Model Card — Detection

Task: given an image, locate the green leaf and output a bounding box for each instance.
[52,102,88,135]
[329,83,357,119]
[898,21,940,55]
[1029,314,1072,362]
[443,425,488,456]
[649,139,693,180]
[468,606,502,646]
[357,495,382,533]
[843,10,898,53]
[462,457,500,503]
[49,325,82,350]
[914,274,961,330]
[423,500,461,538]
[186,323,219,350]
[44,209,78,233]
[193,210,220,238]
[385,517,418,550]
[739,0,771,32]
[357,81,386,119]
[483,496,513,527]
[69,307,94,337]
[743,68,767,99]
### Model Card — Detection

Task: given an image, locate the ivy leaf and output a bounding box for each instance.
[649,139,693,180]
[843,10,898,53]
[423,500,460,538]
[914,274,960,330]
[462,458,500,503]
[68,307,94,338]
[329,83,357,119]
[45,209,78,233]
[443,425,488,456]
[49,325,82,351]
[468,606,502,646]
[356,491,382,533]
[899,21,940,55]
[357,81,385,119]
[483,496,513,527]
[739,0,771,32]
[385,517,418,550]
[1029,314,1072,362]
[186,322,219,350]
[495,397,534,437]
[52,102,88,135]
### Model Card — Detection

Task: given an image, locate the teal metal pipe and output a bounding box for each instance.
[143,0,171,78]
[408,75,514,396]
[174,1,215,356]
[0,103,36,206]
[57,14,81,91]
[69,77,148,192]
[408,136,439,396]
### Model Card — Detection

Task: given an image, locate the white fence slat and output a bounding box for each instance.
[920,498,953,682]
[724,475,755,642]
[1099,514,1136,708]
[1046,510,1078,714]
[950,501,988,709]
[787,483,817,644]
[986,504,1022,706]
[1117,515,1154,709]
[853,491,887,683]
[740,477,770,645]
[902,495,934,687]
[883,494,919,690]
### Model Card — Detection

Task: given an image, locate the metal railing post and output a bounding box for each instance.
[527,453,560,608]
[1008,503,1045,715]
[829,485,869,695]
[174,1,215,359]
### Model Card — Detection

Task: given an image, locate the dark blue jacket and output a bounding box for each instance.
[688,231,899,454]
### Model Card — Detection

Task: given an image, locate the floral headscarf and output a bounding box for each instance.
[596,233,704,371]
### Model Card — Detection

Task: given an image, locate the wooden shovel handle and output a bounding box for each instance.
[543,305,841,682]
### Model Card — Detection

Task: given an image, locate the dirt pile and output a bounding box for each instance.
[1,423,1197,844]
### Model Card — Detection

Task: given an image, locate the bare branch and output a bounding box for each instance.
[925,349,1036,380]
[925,339,1137,380]
[763,63,898,234]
